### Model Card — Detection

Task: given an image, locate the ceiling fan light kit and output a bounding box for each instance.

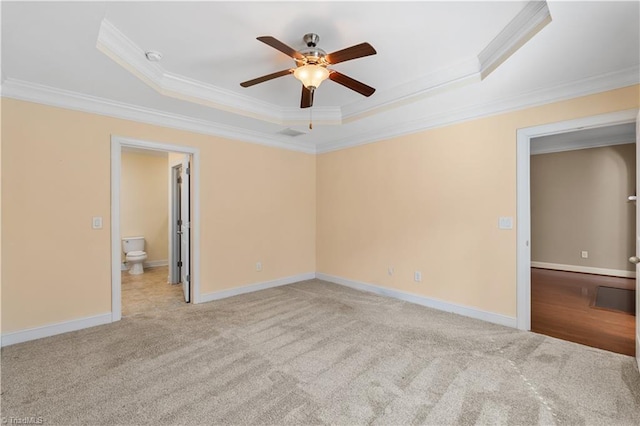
[293,64,329,90]
[240,33,377,110]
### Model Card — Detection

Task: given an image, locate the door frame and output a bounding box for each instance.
[110,135,201,321]
[516,109,639,331]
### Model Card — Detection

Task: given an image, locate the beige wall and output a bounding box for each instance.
[121,150,169,264]
[1,85,638,334]
[317,85,639,318]
[1,99,316,333]
[531,144,636,272]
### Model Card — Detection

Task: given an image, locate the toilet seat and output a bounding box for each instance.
[127,250,146,258]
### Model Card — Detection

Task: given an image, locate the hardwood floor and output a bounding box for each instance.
[531,268,636,356]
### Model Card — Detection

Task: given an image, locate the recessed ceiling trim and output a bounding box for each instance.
[95,1,551,127]
[317,65,640,153]
[478,0,552,79]
[341,57,481,122]
[3,69,635,156]
[341,1,552,122]
[0,78,317,154]
[96,19,341,126]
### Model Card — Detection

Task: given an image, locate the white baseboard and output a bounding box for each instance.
[120,259,168,270]
[199,272,316,303]
[316,273,517,328]
[144,259,168,268]
[1,313,112,347]
[531,261,636,278]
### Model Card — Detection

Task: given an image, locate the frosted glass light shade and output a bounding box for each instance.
[293,65,330,89]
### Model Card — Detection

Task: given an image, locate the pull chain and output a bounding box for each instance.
[309,107,313,130]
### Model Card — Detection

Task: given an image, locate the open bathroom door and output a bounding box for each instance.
[181,155,191,303]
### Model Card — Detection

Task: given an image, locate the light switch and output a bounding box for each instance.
[92,216,103,229]
[498,217,513,230]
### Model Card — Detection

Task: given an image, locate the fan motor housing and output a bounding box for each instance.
[297,33,327,66]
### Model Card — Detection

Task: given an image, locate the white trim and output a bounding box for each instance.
[530,135,635,155]
[531,261,636,278]
[1,79,316,154]
[120,260,169,270]
[318,67,640,153]
[97,19,341,126]
[317,273,517,328]
[3,69,637,156]
[0,313,112,347]
[111,140,122,321]
[636,332,640,370]
[199,272,316,303]
[516,109,639,331]
[94,4,552,128]
[516,130,531,331]
[111,136,202,320]
[478,1,551,79]
[144,259,169,268]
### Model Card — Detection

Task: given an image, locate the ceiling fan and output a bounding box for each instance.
[240,33,377,108]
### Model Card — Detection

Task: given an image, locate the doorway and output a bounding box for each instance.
[516,109,638,357]
[111,136,200,321]
[516,109,640,365]
[169,156,191,303]
[528,132,636,355]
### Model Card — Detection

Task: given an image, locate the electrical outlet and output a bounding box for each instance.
[388,267,394,276]
[256,261,262,271]
[414,271,422,282]
[581,251,588,259]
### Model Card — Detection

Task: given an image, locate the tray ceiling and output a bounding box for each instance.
[2,1,639,153]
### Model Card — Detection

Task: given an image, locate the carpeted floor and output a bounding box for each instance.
[1,279,639,425]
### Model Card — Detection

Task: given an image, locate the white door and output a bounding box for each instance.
[635,112,639,369]
[181,156,191,303]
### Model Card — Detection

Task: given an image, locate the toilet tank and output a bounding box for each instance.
[122,236,145,253]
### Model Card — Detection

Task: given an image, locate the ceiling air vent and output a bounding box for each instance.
[278,128,307,137]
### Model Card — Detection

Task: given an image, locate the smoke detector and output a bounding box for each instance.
[145,51,163,62]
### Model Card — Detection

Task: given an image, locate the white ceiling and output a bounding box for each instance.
[2,1,639,153]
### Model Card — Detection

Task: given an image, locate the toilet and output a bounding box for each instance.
[122,236,147,275]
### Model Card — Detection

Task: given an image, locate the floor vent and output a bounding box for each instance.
[278,128,307,137]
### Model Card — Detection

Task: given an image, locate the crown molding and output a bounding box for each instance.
[341,57,482,123]
[95,1,551,127]
[0,78,317,154]
[478,1,552,79]
[317,66,640,153]
[3,63,636,156]
[96,19,341,126]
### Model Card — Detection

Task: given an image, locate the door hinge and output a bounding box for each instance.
[186,167,190,175]
[177,219,182,226]
[187,275,190,282]
[177,261,183,267]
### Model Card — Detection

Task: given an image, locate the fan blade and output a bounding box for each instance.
[257,36,304,60]
[325,42,376,64]
[240,69,293,87]
[301,86,314,108]
[329,71,376,97]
